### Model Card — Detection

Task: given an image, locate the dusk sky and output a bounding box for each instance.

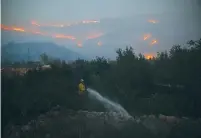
[1,0,201,59]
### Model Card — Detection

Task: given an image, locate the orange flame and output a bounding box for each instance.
[150,39,158,45]
[53,34,76,40]
[1,23,105,48]
[144,53,155,59]
[1,18,160,49]
[1,24,25,32]
[145,55,154,59]
[1,24,79,41]
[13,27,25,32]
[1,24,12,30]
[31,20,100,28]
[143,34,151,40]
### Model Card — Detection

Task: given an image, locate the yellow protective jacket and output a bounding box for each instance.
[78,83,86,94]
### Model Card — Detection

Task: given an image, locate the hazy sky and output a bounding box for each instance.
[2,0,193,24]
[1,0,201,59]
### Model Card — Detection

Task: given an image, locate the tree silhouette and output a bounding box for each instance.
[40,53,49,64]
[2,38,201,133]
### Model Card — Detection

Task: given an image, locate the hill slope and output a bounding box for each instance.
[1,42,85,62]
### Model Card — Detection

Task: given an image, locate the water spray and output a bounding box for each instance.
[87,88,133,120]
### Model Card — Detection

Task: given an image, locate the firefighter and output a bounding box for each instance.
[78,79,86,95]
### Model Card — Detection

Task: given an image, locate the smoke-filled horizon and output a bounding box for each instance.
[1,0,201,59]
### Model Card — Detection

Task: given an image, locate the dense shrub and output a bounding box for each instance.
[2,39,201,132]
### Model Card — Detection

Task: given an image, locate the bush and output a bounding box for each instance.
[2,38,201,132]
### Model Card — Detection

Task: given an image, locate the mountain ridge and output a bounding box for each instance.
[1,42,86,62]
